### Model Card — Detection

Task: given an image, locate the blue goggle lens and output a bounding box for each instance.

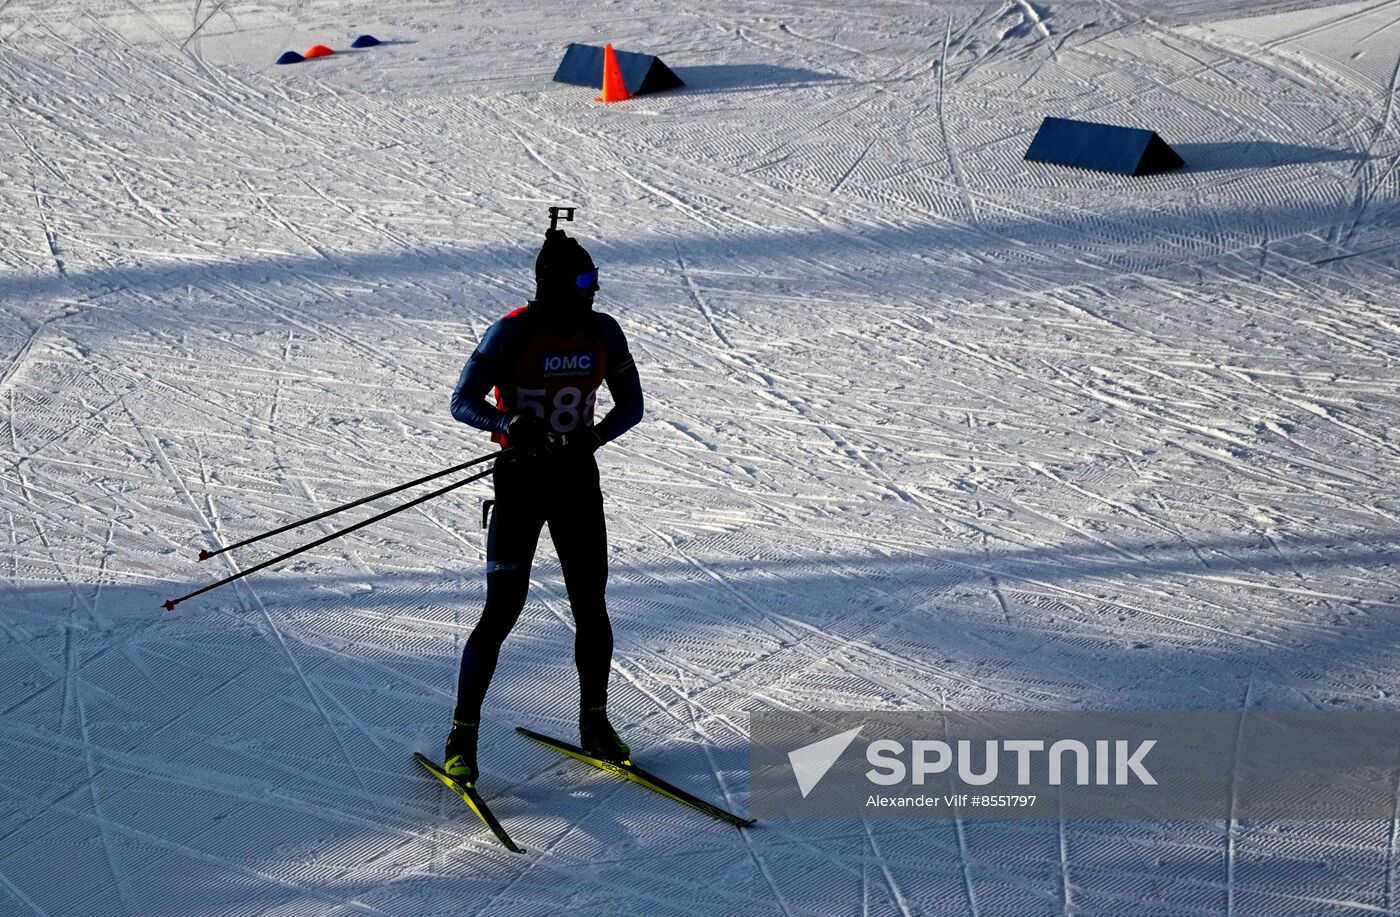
[575,269,599,289]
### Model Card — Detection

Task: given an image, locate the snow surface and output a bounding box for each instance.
[2,0,1399,914]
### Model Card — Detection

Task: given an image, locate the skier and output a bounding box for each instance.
[443,217,644,784]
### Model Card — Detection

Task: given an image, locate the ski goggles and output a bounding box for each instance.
[575,269,599,289]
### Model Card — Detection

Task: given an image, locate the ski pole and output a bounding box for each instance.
[197,448,510,561]
[165,463,497,612]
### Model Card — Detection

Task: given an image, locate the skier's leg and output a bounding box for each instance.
[549,457,628,759]
[453,466,545,725]
[549,457,612,712]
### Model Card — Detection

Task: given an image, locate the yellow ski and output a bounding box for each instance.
[516,726,755,828]
[414,752,525,853]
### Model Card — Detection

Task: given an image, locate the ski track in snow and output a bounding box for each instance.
[0,0,1399,914]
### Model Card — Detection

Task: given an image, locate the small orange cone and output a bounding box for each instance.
[596,44,631,103]
[305,44,335,59]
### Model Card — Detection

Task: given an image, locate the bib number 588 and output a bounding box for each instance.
[516,387,597,432]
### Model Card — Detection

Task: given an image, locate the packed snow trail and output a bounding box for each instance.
[1,1,1399,915]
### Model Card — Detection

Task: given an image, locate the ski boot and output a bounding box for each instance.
[579,706,631,762]
[443,719,479,784]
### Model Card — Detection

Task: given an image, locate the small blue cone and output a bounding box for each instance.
[351,34,380,48]
[276,51,305,65]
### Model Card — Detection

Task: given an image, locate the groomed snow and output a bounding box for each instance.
[1,1,1398,914]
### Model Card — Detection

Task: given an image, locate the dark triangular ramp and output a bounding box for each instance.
[1025,116,1184,176]
[1135,133,1185,175]
[614,50,654,95]
[637,57,684,94]
[553,43,605,87]
[552,42,684,96]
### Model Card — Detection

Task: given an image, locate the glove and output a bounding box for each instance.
[534,428,602,461]
[505,412,548,453]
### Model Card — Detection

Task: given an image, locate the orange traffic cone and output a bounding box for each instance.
[596,44,631,103]
[305,44,335,59]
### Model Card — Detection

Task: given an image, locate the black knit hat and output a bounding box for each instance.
[535,228,596,298]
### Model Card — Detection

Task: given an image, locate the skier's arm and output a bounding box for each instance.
[593,315,644,445]
[450,323,512,435]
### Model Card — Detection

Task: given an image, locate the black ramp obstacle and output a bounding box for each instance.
[1025,116,1185,176]
[553,43,684,95]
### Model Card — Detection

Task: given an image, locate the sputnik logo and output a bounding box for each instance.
[788,726,863,798]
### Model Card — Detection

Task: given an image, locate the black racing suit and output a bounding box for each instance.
[448,304,643,722]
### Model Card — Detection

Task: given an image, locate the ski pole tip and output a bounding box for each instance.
[162,598,178,612]
[197,549,213,561]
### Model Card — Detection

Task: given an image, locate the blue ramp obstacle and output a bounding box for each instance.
[553,43,684,96]
[1025,117,1184,176]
